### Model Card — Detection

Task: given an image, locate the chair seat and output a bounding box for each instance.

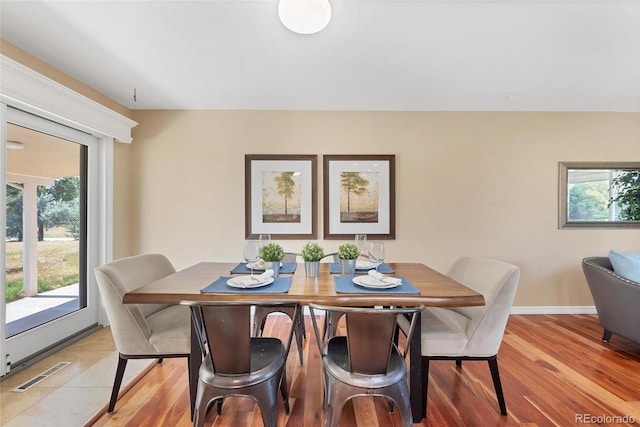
[199,337,286,389]
[419,307,470,356]
[146,304,191,354]
[323,337,407,389]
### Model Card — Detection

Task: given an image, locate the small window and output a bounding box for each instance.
[559,162,640,228]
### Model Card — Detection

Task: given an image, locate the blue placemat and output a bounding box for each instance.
[231,262,297,274]
[334,276,419,294]
[201,276,293,293]
[328,262,394,274]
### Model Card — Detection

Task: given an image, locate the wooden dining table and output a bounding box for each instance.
[123,261,484,423]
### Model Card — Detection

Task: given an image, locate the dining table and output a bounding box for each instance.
[123,261,484,423]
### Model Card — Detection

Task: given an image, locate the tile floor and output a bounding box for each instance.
[0,327,151,426]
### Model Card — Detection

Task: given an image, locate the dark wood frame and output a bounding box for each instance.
[323,154,396,240]
[245,154,317,239]
[559,161,640,229]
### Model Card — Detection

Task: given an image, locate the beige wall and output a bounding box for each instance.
[4,42,639,308]
[128,110,640,308]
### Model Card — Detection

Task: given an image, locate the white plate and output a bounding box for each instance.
[356,260,379,270]
[352,275,400,289]
[246,261,282,270]
[227,276,275,289]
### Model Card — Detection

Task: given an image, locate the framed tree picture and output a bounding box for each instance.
[245,154,317,239]
[323,154,395,240]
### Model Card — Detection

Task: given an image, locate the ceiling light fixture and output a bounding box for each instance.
[278,0,331,35]
[7,140,24,150]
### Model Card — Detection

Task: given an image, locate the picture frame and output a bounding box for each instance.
[245,154,317,239]
[323,154,395,240]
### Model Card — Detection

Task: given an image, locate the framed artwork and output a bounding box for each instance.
[323,154,395,240]
[245,154,317,239]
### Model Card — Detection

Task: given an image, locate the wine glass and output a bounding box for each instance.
[369,241,385,272]
[258,234,271,248]
[354,234,368,257]
[244,240,261,277]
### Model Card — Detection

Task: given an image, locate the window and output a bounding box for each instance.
[559,162,640,228]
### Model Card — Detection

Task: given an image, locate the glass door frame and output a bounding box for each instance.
[2,106,101,371]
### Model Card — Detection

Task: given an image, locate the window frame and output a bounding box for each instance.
[559,161,640,229]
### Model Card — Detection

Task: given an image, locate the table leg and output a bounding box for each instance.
[410,311,424,423]
[189,320,200,420]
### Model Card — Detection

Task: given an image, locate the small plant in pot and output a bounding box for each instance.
[338,243,360,276]
[259,243,285,277]
[301,242,324,277]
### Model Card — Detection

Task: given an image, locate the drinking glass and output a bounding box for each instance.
[258,234,271,248]
[244,240,261,277]
[354,234,368,256]
[369,241,385,272]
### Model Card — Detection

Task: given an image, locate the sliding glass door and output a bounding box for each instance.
[2,107,99,371]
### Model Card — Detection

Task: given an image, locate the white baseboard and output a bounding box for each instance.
[511,306,597,315]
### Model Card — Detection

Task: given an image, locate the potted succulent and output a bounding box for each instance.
[338,243,360,276]
[259,242,285,277]
[301,242,325,277]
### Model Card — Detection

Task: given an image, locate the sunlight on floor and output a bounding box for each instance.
[0,327,151,426]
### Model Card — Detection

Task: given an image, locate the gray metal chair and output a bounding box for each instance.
[252,251,305,364]
[182,300,298,427]
[94,254,193,414]
[309,303,423,427]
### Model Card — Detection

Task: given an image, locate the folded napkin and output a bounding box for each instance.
[234,269,274,287]
[368,270,402,284]
[328,262,395,274]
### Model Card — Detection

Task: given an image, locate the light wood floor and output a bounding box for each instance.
[4,314,639,426]
[86,314,640,427]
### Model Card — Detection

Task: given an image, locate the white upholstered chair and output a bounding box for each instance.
[407,256,520,418]
[94,254,193,413]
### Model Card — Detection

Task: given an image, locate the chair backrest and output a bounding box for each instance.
[282,252,299,263]
[94,253,176,355]
[583,256,638,285]
[582,256,640,343]
[446,257,520,356]
[309,304,423,375]
[183,301,298,374]
[321,252,339,262]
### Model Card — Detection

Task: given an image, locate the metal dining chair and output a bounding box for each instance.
[309,303,424,427]
[182,300,298,427]
[252,251,305,364]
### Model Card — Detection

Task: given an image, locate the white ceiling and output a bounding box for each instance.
[1,0,639,111]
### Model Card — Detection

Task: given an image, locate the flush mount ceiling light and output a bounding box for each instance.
[278,0,331,35]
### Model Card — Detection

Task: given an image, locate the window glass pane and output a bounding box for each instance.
[5,123,86,337]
